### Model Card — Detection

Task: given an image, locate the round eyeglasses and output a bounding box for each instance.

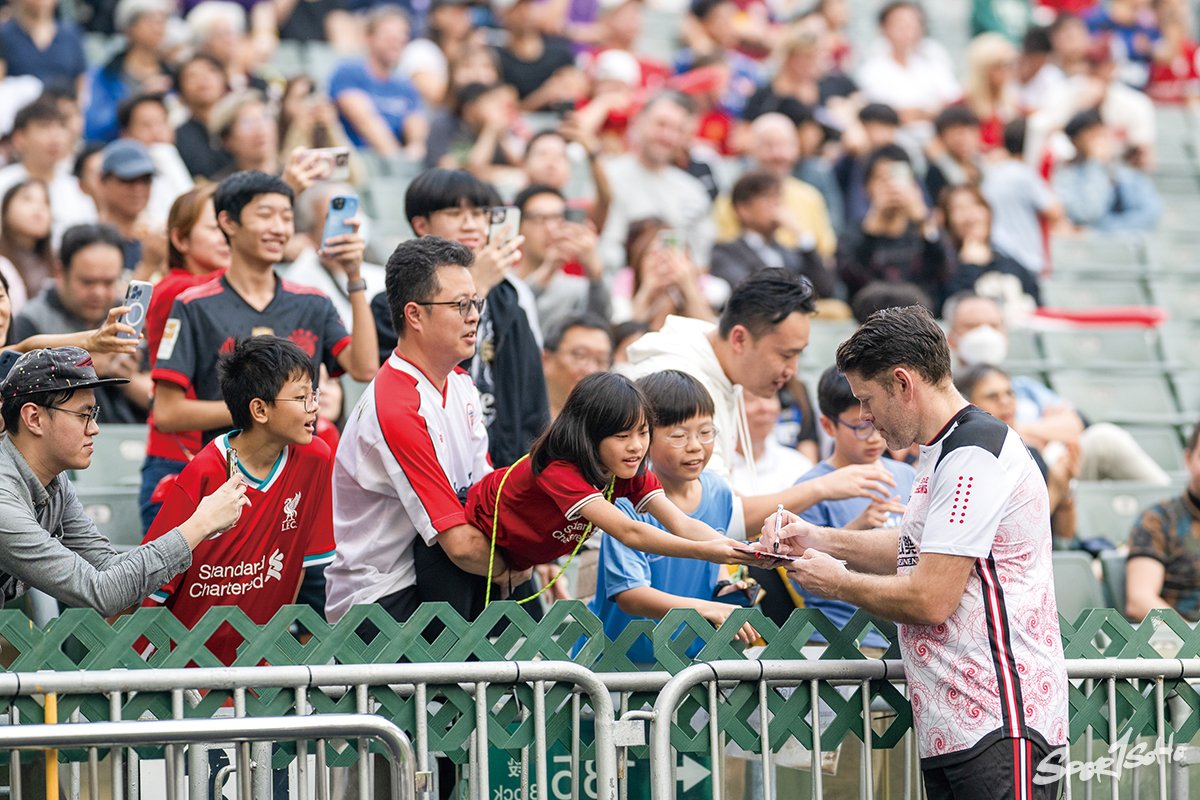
[663,427,718,448]
[834,417,877,440]
[275,389,321,413]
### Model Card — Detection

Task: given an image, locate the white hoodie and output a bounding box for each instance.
[621,315,745,481]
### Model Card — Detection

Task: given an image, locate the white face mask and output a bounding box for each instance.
[957,324,1008,367]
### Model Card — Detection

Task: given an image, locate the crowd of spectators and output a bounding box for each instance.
[0,0,1195,646]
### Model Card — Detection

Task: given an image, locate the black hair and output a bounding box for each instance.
[850,280,933,324]
[863,143,912,184]
[611,320,649,351]
[1064,108,1104,141]
[403,168,496,228]
[637,369,715,429]
[384,236,475,335]
[1,388,75,435]
[773,97,815,128]
[1022,25,1052,55]
[524,129,566,160]
[953,363,1009,402]
[213,171,294,231]
[690,0,730,21]
[39,86,78,105]
[730,170,781,208]
[59,224,124,273]
[116,92,167,134]
[1002,117,1027,157]
[72,142,106,181]
[858,102,900,127]
[1188,420,1199,453]
[817,366,860,419]
[718,268,816,338]
[544,313,611,353]
[12,97,66,133]
[217,336,316,431]
[835,305,952,387]
[934,105,980,135]
[513,183,564,214]
[530,371,650,488]
[878,0,922,27]
[454,81,501,116]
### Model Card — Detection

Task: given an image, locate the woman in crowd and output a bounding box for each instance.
[957,363,1078,539]
[0,179,55,314]
[208,90,281,177]
[138,185,232,533]
[612,217,717,331]
[174,54,233,180]
[963,32,1020,150]
[939,184,1040,307]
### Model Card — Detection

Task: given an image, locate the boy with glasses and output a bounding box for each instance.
[141,336,336,665]
[793,366,912,646]
[0,347,246,616]
[590,370,760,664]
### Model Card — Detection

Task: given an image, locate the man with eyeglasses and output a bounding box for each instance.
[327,236,527,629]
[0,347,248,616]
[541,314,612,421]
[368,168,547,468]
[511,184,610,338]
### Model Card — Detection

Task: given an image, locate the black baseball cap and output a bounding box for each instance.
[0,347,128,402]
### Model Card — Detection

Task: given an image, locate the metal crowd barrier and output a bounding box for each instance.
[0,714,417,800]
[647,659,1200,800]
[0,662,618,800]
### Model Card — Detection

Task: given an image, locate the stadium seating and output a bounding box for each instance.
[70,423,147,489]
[75,486,143,550]
[1051,550,1107,623]
[1073,478,1186,544]
[1099,551,1128,618]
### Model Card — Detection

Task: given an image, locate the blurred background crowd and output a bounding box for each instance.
[0,0,1197,624]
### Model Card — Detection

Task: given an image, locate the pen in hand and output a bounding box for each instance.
[772,503,783,555]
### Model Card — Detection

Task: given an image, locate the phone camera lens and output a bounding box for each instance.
[333,198,344,209]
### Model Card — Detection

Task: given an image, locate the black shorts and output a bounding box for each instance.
[923,736,1062,800]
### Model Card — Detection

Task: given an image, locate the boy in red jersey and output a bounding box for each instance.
[141,336,336,665]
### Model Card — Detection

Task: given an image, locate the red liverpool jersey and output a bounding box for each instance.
[142,433,337,664]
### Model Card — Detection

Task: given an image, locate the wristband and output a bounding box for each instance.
[346,278,367,293]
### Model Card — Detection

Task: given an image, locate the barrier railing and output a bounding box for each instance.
[0,661,617,800]
[0,714,418,800]
[0,605,1197,799]
[647,658,1200,800]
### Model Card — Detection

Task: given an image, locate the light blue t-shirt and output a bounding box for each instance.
[794,458,916,649]
[328,59,424,149]
[590,471,735,665]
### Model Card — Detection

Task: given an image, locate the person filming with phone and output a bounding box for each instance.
[0,347,249,616]
[835,144,946,309]
[12,223,152,424]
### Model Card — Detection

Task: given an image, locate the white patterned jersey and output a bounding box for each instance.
[897,405,1069,766]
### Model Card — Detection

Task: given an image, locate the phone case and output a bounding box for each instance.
[488,207,521,246]
[118,280,154,341]
[322,195,359,246]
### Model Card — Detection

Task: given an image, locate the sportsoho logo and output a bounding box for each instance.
[189,548,285,598]
[1035,729,1187,785]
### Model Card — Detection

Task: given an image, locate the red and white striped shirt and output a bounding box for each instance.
[324,351,492,621]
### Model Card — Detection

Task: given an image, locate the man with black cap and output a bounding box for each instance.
[98,138,158,274]
[0,346,247,615]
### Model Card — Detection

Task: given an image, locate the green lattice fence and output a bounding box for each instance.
[0,604,1196,767]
